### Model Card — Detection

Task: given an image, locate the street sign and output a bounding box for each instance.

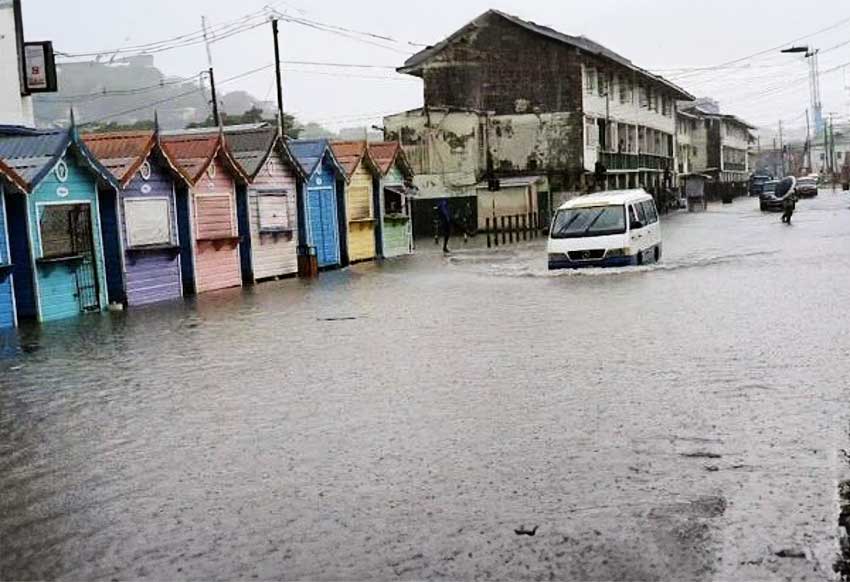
[23,41,57,93]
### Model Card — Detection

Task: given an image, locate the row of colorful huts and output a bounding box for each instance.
[0,123,416,327]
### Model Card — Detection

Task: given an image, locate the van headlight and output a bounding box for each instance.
[605,248,628,258]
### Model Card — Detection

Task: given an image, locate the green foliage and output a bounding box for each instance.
[186,107,305,139]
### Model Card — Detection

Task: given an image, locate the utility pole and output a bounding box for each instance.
[201,16,221,127]
[271,18,285,137]
[823,115,829,176]
[805,109,813,173]
[829,114,836,184]
[778,120,785,176]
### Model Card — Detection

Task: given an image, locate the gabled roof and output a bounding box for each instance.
[399,9,694,101]
[288,138,347,180]
[329,140,380,180]
[160,131,248,186]
[0,155,29,193]
[367,141,413,178]
[223,125,306,182]
[0,125,119,193]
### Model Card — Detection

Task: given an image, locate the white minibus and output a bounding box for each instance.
[547,190,662,270]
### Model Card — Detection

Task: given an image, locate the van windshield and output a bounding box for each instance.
[551,205,627,239]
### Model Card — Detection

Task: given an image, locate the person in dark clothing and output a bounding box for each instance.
[436,200,452,253]
[781,193,797,224]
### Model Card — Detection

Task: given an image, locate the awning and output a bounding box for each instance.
[385,184,419,198]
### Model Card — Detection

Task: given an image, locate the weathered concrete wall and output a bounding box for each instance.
[488,113,579,175]
[419,12,584,117]
[384,109,482,199]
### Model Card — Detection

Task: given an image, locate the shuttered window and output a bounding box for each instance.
[124,198,172,247]
[257,193,290,232]
[196,194,235,240]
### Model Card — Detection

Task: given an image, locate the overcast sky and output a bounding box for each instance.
[23,0,850,139]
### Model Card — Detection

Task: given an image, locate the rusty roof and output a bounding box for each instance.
[0,155,29,193]
[399,10,694,101]
[82,131,157,187]
[160,132,247,185]
[367,141,413,178]
[330,141,380,180]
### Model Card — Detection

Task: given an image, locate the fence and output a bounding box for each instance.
[483,212,544,248]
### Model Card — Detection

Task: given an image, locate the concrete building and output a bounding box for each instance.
[678,99,756,184]
[0,0,34,126]
[384,9,693,232]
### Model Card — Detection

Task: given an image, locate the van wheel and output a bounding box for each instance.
[654,246,661,263]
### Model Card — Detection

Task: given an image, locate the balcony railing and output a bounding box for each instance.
[724,162,747,172]
[599,152,673,171]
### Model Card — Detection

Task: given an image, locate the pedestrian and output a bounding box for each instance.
[781,192,797,224]
[437,199,452,253]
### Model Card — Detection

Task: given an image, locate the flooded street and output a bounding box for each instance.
[2,194,849,581]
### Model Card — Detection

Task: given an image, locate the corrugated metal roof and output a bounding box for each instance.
[330,141,381,179]
[0,125,119,192]
[223,126,305,181]
[399,10,694,101]
[82,131,156,186]
[160,133,223,185]
[367,141,412,178]
[288,138,346,180]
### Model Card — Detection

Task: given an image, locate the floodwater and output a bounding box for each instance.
[1,193,849,581]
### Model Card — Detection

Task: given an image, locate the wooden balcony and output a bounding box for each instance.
[599,152,674,171]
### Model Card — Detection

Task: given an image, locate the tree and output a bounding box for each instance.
[186,107,304,139]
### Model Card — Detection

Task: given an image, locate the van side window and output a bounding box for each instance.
[642,200,658,224]
[634,202,647,225]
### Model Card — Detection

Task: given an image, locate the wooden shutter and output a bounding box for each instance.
[124,198,171,247]
[196,194,234,240]
[257,193,290,231]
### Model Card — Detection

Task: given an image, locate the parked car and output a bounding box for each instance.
[795,176,818,198]
[759,180,782,211]
[760,177,796,212]
[748,175,771,197]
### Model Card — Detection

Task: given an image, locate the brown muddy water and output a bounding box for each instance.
[1,194,850,581]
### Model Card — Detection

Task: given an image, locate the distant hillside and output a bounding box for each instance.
[33,55,276,130]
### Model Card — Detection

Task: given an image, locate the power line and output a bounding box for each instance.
[666,14,850,83]
[79,63,277,125]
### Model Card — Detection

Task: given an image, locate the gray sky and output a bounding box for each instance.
[23,0,850,139]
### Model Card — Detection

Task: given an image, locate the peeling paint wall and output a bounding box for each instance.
[384,109,482,199]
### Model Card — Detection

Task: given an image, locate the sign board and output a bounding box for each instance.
[23,41,58,93]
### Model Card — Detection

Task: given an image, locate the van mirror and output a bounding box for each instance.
[631,219,643,230]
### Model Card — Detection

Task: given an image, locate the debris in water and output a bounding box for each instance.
[680,452,723,459]
[318,317,359,322]
[514,525,539,537]
[705,465,720,472]
[774,548,806,559]
[21,343,40,354]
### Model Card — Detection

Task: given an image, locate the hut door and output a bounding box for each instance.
[69,206,100,311]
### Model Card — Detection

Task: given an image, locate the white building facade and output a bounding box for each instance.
[0,0,34,126]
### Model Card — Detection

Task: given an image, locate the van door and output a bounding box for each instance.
[628,204,647,252]
[642,200,661,252]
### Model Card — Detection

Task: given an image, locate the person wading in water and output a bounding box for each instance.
[436,199,452,254]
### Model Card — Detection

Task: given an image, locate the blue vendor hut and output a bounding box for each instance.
[0,124,118,324]
[0,158,29,328]
[288,139,347,269]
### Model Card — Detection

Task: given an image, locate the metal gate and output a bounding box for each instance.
[69,206,99,312]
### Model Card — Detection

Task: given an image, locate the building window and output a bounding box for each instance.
[585,67,597,95]
[598,71,609,97]
[585,117,599,147]
[619,77,630,104]
[124,197,172,247]
[39,204,91,258]
[639,86,648,109]
[662,97,671,117]
[257,192,291,232]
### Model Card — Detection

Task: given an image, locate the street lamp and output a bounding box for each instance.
[780,45,823,135]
